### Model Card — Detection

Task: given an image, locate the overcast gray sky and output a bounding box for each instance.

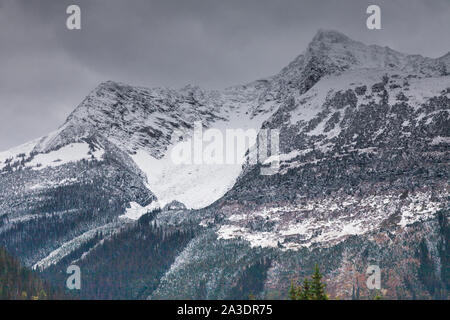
[1,0,450,150]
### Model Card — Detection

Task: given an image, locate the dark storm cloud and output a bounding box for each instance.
[1,0,450,150]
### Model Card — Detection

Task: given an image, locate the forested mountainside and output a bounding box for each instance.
[0,30,448,299]
[0,246,65,299]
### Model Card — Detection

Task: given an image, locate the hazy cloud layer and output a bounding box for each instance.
[1,0,450,150]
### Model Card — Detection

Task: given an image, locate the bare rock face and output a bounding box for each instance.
[0,30,449,299]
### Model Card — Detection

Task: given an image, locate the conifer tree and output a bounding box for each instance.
[289,281,297,300]
[0,246,64,300]
[298,278,311,300]
[310,264,327,300]
[287,264,329,300]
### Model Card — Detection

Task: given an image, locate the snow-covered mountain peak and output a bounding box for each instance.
[4,29,449,210]
[304,31,405,72]
[5,29,447,168]
[1,29,449,300]
[310,29,353,45]
[265,30,450,109]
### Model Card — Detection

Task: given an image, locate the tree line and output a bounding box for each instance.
[0,246,65,300]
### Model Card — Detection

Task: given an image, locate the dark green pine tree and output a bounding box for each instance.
[0,246,63,299]
[310,264,328,300]
[289,281,298,300]
[298,278,311,300]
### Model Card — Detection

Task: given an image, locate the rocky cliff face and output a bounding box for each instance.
[0,30,448,299]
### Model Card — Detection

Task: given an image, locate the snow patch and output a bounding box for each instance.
[0,139,39,170]
[216,189,446,251]
[430,136,450,145]
[119,201,160,220]
[26,143,104,170]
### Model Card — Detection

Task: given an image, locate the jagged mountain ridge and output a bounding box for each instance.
[0,30,449,299]
[15,31,450,158]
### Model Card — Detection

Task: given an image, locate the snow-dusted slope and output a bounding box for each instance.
[217,63,450,250]
[3,75,279,209]
[148,30,449,300]
[2,29,448,209]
